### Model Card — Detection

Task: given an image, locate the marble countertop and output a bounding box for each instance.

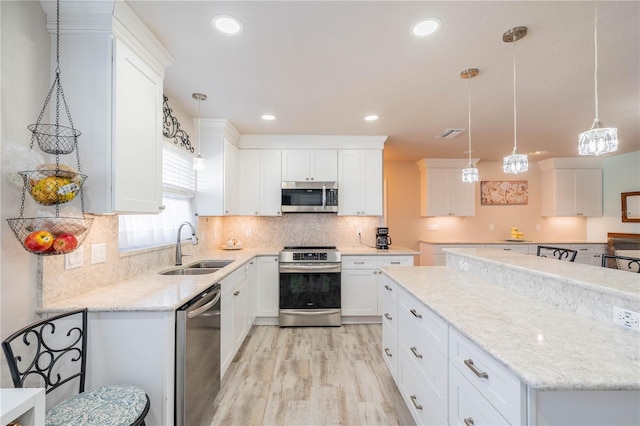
[381,265,640,391]
[39,246,417,313]
[419,239,607,245]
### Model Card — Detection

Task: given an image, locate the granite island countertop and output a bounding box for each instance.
[381,260,640,391]
[39,245,418,313]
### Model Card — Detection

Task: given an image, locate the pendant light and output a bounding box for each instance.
[502,27,529,175]
[192,93,207,170]
[578,6,618,156]
[461,68,479,183]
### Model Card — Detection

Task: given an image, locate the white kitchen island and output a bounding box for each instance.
[381,248,639,425]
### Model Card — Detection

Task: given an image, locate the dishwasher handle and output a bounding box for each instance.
[187,289,221,319]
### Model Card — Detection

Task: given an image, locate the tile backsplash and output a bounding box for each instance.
[40,213,383,305]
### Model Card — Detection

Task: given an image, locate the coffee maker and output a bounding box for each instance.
[376,227,392,250]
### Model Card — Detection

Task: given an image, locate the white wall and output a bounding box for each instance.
[1,0,50,386]
[587,151,640,240]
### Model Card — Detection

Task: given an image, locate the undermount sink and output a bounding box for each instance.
[185,259,234,269]
[159,259,234,276]
[160,268,220,276]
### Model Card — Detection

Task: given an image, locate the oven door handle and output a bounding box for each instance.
[280,264,341,273]
[284,309,339,316]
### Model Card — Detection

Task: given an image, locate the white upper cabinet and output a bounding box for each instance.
[194,120,240,216]
[282,150,337,181]
[338,150,383,216]
[239,149,282,216]
[539,158,603,217]
[43,2,173,213]
[417,159,476,217]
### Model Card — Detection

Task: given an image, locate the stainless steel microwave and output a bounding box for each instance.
[281,182,338,213]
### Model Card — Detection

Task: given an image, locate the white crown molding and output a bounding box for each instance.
[39,0,174,75]
[238,134,387,150]
[199,119,241,144]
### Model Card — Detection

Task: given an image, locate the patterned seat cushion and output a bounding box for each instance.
[46,384,148,426]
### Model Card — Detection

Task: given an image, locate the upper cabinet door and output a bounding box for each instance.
[338,150,383,216]
[541,168,602,216]
[419,167,475,217]
[282,150,337,181]
[309,150,338,181]
[112,39,164,213]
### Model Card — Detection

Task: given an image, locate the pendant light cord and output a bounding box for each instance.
[593,6,599,122]
[467,77,472,163]
[512,38,518,152]
[197,98,202,155]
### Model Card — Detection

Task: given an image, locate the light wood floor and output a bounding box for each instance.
[211,324,415,426]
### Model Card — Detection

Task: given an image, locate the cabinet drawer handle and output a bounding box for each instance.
[410,346,423,359]
[410,308,422,319]
[464,359,489,379]
[410,395,423,410]
[503,248,511,251]
[354,261,365,265]
[390,261,401,264]
[233,290,240,296]
[384,313,392,321]
[464,417,475,426]
[384,348,392,357]
[384,285,393,292]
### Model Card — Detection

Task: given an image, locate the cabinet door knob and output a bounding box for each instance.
[234,290,240,296]
[384,285,392,292]
[159,205,166,211]
[384,348,392,357]
[384,313,392,321]
[464,417,475,426]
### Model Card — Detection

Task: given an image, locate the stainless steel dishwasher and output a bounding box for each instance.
[175,284,221,426]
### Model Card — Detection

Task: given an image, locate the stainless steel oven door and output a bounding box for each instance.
[279,262,341,326]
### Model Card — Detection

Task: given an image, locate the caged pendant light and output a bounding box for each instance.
[502,26,529,175]
[192,93,207,170]
[461,68,479,183]
[578,6,618,156]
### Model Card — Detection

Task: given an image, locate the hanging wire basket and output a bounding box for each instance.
[27,123,80,155]
[7,216,93,255]
[19,170,87,206]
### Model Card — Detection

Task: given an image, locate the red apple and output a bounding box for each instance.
[24,230,54,252]
[52,234,78,253]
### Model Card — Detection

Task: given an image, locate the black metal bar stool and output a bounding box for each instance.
[536,245,578,262]
[2,308,150,426]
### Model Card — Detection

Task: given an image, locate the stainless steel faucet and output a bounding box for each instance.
[175,221,199,266]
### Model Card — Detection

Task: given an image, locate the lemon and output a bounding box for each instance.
[32,176,75,204]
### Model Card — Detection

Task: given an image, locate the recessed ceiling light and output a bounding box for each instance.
[212,15,243,34]
[364,115,379,121]
[412,18,441,37]
[261,114,276,121]
[527,150,549,155]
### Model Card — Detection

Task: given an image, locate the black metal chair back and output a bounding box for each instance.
[602,254,640,273]
[2,308,87,395]
[536,245,578,262]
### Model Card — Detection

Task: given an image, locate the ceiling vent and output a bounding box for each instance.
[435,128,465,139]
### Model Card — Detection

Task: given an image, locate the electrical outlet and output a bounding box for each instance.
[613,306,640,331]
[64,247,84,270]
[427,224,439,231]
[489,224,495,231]
[91,243,106,265]
[536,224,541,231]
[246,229,252,237]
[356,228,362,237]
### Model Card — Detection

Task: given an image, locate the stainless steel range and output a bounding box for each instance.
[278,246,342,327]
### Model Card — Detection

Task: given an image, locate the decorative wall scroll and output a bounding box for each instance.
[162,95,194,153]
[481,180,528,205]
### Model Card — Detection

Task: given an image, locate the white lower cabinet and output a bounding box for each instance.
[341,255,414,320]
[448,328,525,425]
[380,273,398,379]
[255,256,279,323]
[397,286,448,425]
[449,366,510,426]
[220,263,252,378]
